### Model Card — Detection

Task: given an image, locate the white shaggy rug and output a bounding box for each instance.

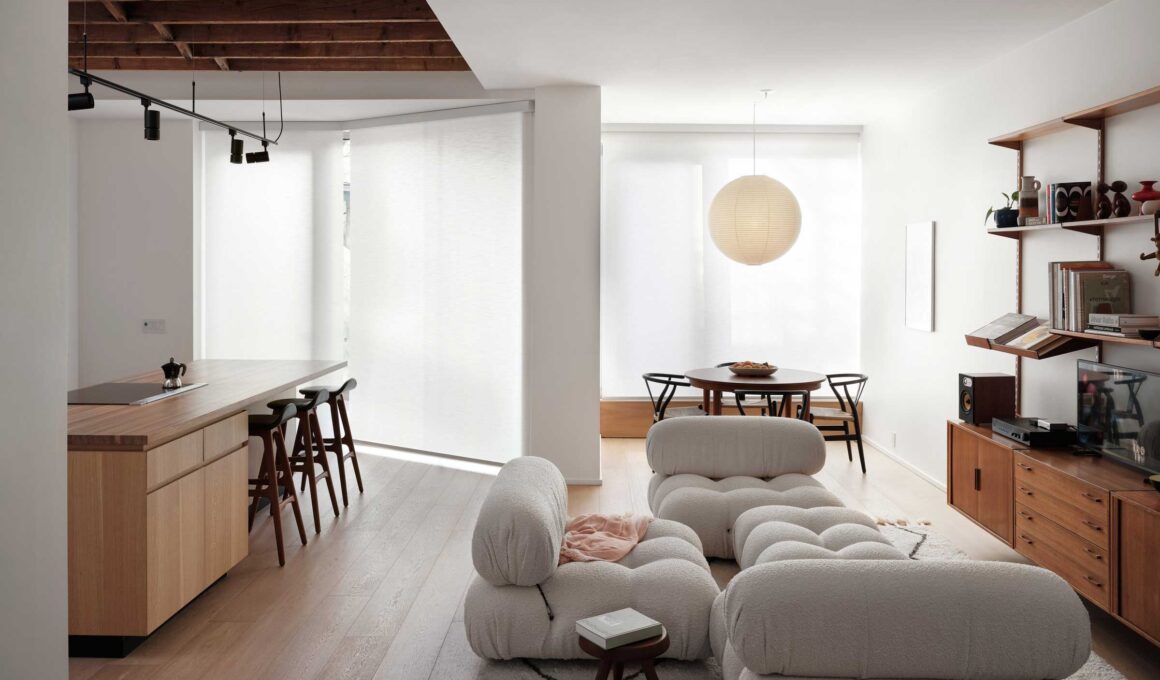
[454,523,1124,679]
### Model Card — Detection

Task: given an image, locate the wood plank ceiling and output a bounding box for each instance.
[67,0,468,72]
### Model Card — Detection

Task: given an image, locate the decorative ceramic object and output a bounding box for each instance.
[1133,181,1160,215]
[1096,183,1113,219]
[1132,180,1160,201]
[1019,176,1041,220]
[1111,180,1132,217]
[1053,182,1094,223]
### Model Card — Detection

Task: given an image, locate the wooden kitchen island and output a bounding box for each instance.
[68,359,345,656]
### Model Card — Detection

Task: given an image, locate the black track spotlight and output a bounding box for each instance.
[143,102,161,141]
[68,91,96,111]
[246,141,270,164]
[229,130,244,164]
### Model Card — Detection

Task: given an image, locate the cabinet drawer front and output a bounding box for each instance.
[1015,454,1109,521]
[1013,522,1109,609]
[1015,478,1109,548]
[146,430,204,491]
[203,412,248,462]
[1015,503,1108,571]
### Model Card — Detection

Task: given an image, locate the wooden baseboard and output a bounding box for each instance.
[599,398,864,438]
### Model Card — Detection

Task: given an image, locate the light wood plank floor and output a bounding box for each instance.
[70,440,1160,680]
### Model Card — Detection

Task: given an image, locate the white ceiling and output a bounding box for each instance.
[429,0,1114,124]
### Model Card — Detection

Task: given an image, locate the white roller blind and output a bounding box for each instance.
[601,130,862,398]
[201,130,345,360]
[348,112,525,463]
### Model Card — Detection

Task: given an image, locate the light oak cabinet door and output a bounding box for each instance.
[146,469,206,631]
[205,447,249,580]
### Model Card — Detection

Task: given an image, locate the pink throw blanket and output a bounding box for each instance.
[559,514,653,565]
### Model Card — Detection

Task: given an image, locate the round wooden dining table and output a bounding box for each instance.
[684,367,826,417]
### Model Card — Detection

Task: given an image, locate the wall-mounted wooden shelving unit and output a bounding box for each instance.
[968,84,1160,411]
[965,333,1098,360]
[987,214,1151,239]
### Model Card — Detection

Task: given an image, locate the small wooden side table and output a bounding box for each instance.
[578,628,668,680]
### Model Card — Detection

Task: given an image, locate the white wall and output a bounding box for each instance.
[861,0,1160,485]
[528,86,603,482]
[75,118,198,385]
[0,0,69,676]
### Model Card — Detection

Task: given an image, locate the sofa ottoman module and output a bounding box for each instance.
[647,416,845,558]
[732,505,906,569]
[711,560,1092,680]
[464,456,720,661]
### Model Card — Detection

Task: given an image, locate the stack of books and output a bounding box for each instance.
[1049,261,1132,331]
[576,608,663,650]
[1086,314,1160,338]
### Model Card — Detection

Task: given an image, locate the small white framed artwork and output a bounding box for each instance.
[905,221,935,332]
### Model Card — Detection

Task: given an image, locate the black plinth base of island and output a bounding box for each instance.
[69,634,146,658]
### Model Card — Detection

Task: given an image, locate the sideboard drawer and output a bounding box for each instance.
[1014,510,1109,609]
[1015,453,1109,521]
[1015,478,1109,548]
[1015,502,1108,569]
[146,430,204,491]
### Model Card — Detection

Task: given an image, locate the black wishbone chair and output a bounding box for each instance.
[802,373,869,473]
[642,373,705,422]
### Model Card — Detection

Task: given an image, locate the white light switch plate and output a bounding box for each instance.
[142,319,167,334]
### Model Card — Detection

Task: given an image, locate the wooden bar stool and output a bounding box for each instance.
[300,378,364,506]
[248,403,307,566]
[268,389,340,533]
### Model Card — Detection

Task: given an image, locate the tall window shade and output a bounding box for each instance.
[201,130,346,360]
[601,131,862,398]
[348,112,525,463]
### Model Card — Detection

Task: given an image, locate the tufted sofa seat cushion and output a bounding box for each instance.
[465,518,719,660]
[733,506,905,569]
[649,473,843,559]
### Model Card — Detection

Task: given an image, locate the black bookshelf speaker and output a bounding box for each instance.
[959,373,1016,425]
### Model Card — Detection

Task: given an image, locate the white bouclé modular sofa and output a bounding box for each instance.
[466,418,1093,679]
[464,456,720,660]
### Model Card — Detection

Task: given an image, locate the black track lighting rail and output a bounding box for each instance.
[68,67,279,147]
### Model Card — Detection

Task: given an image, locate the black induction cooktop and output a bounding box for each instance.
[67,382,206,406]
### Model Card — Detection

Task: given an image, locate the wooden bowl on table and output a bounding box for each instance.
[728,362,778,377]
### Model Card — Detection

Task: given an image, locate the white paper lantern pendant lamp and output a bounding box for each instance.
[709,93,802,266]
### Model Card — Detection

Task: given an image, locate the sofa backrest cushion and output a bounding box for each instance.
[646,416,825,479]
[472,456,568,587]
[723,559,1091,680]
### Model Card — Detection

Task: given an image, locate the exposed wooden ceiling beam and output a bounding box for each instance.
[70,42,462,59]
[69,22,451,43]
[70,56,470,71]
[68,1,439,25]
[99,1,127,23]
[148,22,195,61]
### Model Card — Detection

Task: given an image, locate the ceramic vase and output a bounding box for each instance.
[1019,175,1041,220]
[1133,181,1160,215]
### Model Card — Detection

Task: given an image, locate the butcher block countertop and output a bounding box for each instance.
[68,359,346,452]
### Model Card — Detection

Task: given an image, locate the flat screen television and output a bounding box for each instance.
[1077,359,1160,474]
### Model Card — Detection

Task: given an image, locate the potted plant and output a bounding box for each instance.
[985,191,1020,228]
